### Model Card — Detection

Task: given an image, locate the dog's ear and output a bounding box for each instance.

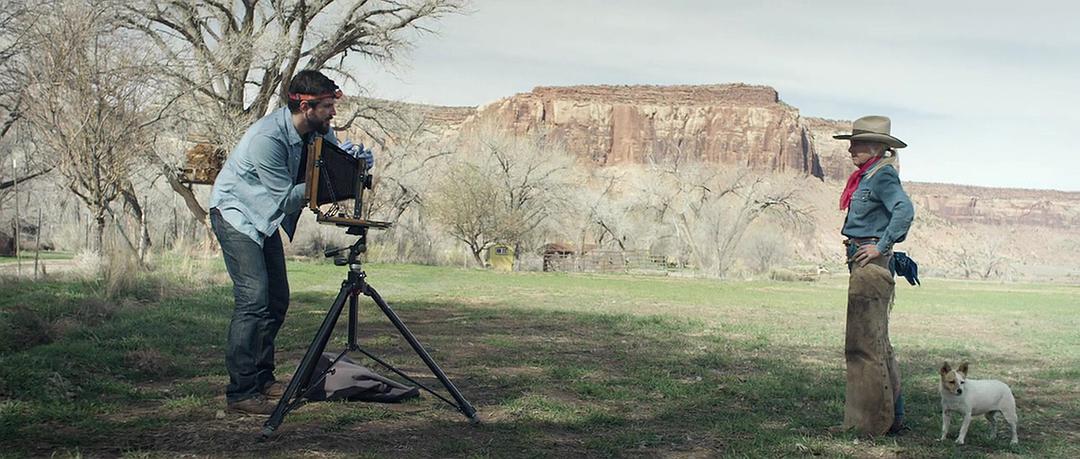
[958,361,969,374]
[940,361,951,374]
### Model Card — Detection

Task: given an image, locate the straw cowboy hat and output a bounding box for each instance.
[833,115,907,149]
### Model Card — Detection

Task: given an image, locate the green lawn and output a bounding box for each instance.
[1,260,1077,457]
[0,251,74,265]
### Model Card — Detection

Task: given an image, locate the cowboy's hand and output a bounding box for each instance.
[854,245,882,267]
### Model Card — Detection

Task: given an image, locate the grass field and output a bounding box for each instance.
[0,251,75,265]
[1,260,1077,458]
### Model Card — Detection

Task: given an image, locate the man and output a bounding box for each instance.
[834,115,914,436]
[209,70,372,415]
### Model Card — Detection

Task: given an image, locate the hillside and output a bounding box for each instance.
[340,86,1080,280]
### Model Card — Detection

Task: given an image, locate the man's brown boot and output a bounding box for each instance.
[226,395,276,416]
[261,376,291,399]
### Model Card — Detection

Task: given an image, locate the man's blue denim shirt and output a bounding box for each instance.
[842,164,915,254]
[209,107,338,246]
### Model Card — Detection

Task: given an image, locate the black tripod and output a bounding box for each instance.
[260,226,479,439]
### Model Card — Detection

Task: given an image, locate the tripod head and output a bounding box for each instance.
[324,226,368,267]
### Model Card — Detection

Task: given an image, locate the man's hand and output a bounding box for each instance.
[355,148,374,170]
[853,244,882,267]
[339,140,375,170]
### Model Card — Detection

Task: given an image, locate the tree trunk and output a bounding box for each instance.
[34,208,42,280]
[156,161,208,223]
[578,225,592,273]
[105,207,149,270]
[396,232,408,261]
[120,185,152,261]
[171,207,178,249]
[93,214,105,254]
[13,160,20,276]
[138,209,149,260]
[471,247,485,267]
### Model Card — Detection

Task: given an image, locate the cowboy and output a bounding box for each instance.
[834,115,914,435]
[209,70,373,415]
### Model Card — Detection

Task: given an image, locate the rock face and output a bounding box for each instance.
[377,84,1078,230]
[802,117,854,181]
[457,85,824,177]
[905,183,1080,228]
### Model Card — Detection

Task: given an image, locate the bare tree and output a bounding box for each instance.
[0,3,54,193]
[20,2,159,254]
[950,236,1012,280]
[632,159,809,277]
[344,101,455,261]
[429,127,575,266]
[350,100,453,224]
[119,0,466,226]
[574,171,625,253]
[710,180,807,276]
[743,229,789,273]
[427,162,502,265]
[0,3,27,145]
[481,128,576,259]
[549,167,637,272]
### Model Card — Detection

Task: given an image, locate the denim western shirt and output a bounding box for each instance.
[209,107,338,246]
[841,164,915,254]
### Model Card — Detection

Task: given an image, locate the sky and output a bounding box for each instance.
[350,0,1080,191]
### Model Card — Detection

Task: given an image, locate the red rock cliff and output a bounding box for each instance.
[456,84,823,177]
[363,85,1078,230]
[905,183,1080,228]
[803,117,854,181]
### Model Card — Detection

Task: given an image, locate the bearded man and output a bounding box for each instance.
[209,70,372,415]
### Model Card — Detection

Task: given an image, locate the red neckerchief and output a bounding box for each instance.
[839,156,880,210]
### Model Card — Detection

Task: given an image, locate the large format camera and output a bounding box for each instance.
[303,137,390,235]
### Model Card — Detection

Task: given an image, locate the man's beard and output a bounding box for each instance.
[306,113,331,135]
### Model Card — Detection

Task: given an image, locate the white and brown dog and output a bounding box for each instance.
[939,361,1019,445]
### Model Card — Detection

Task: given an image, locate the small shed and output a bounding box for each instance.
[488,244,515,272]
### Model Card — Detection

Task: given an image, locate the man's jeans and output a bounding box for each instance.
[211,209,289,403]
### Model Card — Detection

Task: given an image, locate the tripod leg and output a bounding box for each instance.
[363,284,479,422]
[261,278,356,438]
[348,291,358,350]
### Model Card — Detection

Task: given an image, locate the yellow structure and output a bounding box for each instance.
[488,244,514,272]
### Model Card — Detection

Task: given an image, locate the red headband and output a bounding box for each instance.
[288,89,343,102]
